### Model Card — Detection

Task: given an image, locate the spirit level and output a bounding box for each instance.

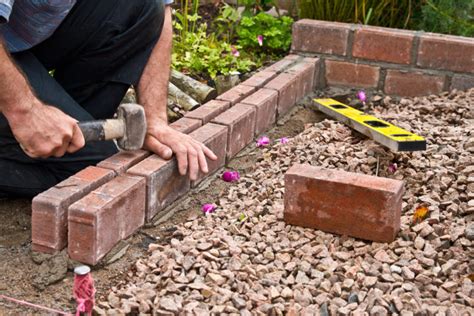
[313,98,426,152]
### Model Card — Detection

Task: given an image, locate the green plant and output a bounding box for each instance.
[237,13,293,53]
[239,0,275,17]
[214,3,241,42]
[413,0,474,36]
[296,0,416,29]
[173,18,255,80]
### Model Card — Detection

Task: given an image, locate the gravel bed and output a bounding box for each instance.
[96,89,473,315]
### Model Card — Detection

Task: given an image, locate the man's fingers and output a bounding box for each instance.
[195,143,208,174]
[146,136,173,160]
[187,147,199,181]
[202,144,217,161]
[67,124,85,154]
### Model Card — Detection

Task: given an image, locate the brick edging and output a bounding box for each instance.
[292,19,474,95]
[32,55,320,264]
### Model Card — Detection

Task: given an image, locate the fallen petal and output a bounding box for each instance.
[357,90,367,103]
[257,35,263,46]
[256,136,270,148]
[222,171,240,182]
[279,137,289,144]
[388,163,398,173]
[201,204,216,214]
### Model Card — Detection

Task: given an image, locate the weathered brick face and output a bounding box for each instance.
[127,155,190,221]
[265,73,298,117]
[97,150,150,175]
[216,84,256,106]
[384,70,445,97]
[325,60,380,88]
[284,164,404,243]
[68,174,146,265]
[184,100,230,124]
[241,89,278,136]
[169,117,202,134]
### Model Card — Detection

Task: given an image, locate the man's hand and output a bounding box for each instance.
[144,119,217,180]
[5,96,85,158]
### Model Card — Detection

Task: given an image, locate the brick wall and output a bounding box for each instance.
[292,19,474,96]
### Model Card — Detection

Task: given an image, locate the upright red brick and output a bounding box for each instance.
[302,57,321,90]
[417,34,474,73]
[31,166,115,254]
[285,60,316,101]
[284,164,404,243]
[169,117,202,134]
[265,55,298,73]
[241,71,277,89]
[265,72,298,117]
[291,19,351,56]
[68,175,146,265]
[128,156,190,221]
[384,70,445,97]
[184,100,230,124]
[216,84,256,106]
[352,27,414,64]
[189,123,228,186]
[325,60,380,88]
[211,103,256,162]
[97,150,150,175]
[241,89,278,136]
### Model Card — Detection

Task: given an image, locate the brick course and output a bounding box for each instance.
[265,73,298,117]
[284,164,404,243]
[216,84,256,106]
[212,103,256,162]
[285,60,316,101]
[68,175,146,265]
[384,70,445,97]
[241,71,277,89]
[325,60,380,88]
[169,117,202,134]
[352,27,414,64]
[31,166,115,253]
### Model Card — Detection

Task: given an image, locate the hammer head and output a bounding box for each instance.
[116,103,147,151]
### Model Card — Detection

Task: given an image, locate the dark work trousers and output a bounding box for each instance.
[0,0,165,198]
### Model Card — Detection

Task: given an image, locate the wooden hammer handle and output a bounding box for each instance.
[78,120,125,142]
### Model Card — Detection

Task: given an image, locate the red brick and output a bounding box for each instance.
[384,70,445,97]
[169,117,202,134]
[241,71,278,89]
[127,156,190,221]
[285,60,316,101]
[31,166,115,254]
[352,27,414,64]
[68,175,146,265]
[303,57,322,89]
[216,84,256,106]
[291,19,350,56]
[211,103,256,161]
[265,56,298,73]
[284,164,404,243]
[241,89,278,135]
[189,123,228,186]
[97,150,150,175]
[265,72,298,116]
[184,100,230,124]
[417,34,474,73]
[325,60,380,88]
[451,75,474,91]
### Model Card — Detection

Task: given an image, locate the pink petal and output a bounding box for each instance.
[256,136,270,148]
[279,137,289,144]
[357,90,367,103]
[222,171,240,182]
[388,163,398,173]
[201,203,216,214]
[231,46,240,57]
[257,35,263,46]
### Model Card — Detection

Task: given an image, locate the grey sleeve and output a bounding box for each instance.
[0,0,14,24]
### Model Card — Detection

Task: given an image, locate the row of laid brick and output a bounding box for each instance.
[31,55,320,265]
[292,19,474,74]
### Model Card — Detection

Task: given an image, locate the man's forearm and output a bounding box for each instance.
[0,38,35,119]
[137,6,172,125]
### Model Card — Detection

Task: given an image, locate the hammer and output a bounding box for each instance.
[78,103,147,151]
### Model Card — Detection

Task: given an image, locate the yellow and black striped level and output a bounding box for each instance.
[313,98,426,152]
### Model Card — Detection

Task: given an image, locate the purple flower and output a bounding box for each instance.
[257,35,263,47]
[201,203,216,214]
[357,90,367,103]
[222,171,240,182]
[388,163,398,173]
[256,136,270,148]
[231,46,240,57]
[279,137,289,144]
